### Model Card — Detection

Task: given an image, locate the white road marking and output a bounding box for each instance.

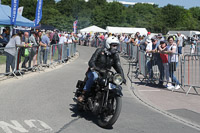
[0,120,28,133]
[0,120,53,133]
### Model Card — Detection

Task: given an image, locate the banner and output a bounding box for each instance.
[35,0,43,26]
[18,6,24,16]
[11,0,19,25]
[73,20,78,33]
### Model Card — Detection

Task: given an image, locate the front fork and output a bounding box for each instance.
[102,90,110,108]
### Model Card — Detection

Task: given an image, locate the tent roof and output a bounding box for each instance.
[106,26,148,35]
[80,25,107,33]
[0,5,35,27]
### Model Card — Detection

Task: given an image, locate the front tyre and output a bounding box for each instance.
[97,96,122,128]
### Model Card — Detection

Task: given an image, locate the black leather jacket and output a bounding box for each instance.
[88,48,125,79]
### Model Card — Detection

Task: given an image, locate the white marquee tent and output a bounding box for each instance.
[106,26,148,35]
[80,25,107,33]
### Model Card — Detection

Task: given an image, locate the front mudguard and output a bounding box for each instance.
[110,86,123,97]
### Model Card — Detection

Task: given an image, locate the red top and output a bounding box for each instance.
[160,53,168,63]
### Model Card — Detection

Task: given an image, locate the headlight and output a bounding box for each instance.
[113,74,123,85]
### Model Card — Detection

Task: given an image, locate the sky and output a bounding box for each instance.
[55,0,200,9]
[124,0,199,9]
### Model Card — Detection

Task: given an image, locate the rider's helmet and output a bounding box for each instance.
[105,36,120,49]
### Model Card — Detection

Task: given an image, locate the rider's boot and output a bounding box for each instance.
[77,90,87,102]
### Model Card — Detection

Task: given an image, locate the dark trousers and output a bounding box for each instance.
[147,59,164,84]
[5,52,15,73]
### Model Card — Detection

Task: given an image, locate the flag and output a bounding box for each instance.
[35,0,43,26]
[11,0,19,25]
[73,20,78,33]
[18,6,24,16]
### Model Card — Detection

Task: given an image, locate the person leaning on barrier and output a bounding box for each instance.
[29,31,39,67]
[161,36,180,90]
[146,37,164,86]
[58,33,67,61]
[158,41,173,89]
[51,30,59,57]
[21,32,31,69]
[4,31,31,74]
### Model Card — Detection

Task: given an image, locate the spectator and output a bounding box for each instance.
[139,37,149,51]
[51,30,59,57]
[4,31,25,73]
[146,37,164,86]
[29,31,38,67]
[158,41,173,89]
[40,31,50,64]
[1,29,9,46]
[165,36,180,90]
[58,33,67,61]
[190,41,197,60]
[177,32,183,54]
[21,32,30,68]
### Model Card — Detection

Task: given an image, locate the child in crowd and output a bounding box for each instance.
[158,41,173,89]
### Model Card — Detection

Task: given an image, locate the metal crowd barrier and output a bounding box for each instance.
[125,42,200,95]
[0,43,77,79]
[183,54,200,95]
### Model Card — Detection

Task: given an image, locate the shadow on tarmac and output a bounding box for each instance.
[69,104,114,130]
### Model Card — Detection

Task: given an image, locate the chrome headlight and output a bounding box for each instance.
[113,74,123,85]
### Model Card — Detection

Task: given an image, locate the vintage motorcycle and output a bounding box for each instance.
[73,69,124,128]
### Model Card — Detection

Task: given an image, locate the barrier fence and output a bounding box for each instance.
[123,42,200,95]
[0,43,77,78]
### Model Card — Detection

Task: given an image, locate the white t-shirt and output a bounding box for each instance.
[59,36,67,44]
[67,38,73,43]
[4,36,21,56]
[120,36,125,42]
[146,42,152,57]
[104,34,108,40]
[167,43,178,63]
[191,44,195,54]
[177,36,183,47]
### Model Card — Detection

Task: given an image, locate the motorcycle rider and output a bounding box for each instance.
[78,36,126,102]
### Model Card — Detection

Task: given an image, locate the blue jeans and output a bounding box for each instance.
[169,62,180,85]
[40,47,49,64]
[83,71,98,91]
[178,47,182,54]
[5,52,15,73]
[147,58,164,84]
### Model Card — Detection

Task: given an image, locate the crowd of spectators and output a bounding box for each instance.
[1,28,200,83]
[1,29,79,75]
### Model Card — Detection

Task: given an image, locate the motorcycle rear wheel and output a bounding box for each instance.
[97,96,122,128]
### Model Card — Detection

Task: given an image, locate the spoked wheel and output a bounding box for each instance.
[97,96,122,128]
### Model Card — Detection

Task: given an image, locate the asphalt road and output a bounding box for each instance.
[0,45,199,133]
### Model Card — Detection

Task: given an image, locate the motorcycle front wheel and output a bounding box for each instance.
[97,96,122,128]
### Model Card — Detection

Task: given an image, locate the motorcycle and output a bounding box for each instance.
[73,69,124,128]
